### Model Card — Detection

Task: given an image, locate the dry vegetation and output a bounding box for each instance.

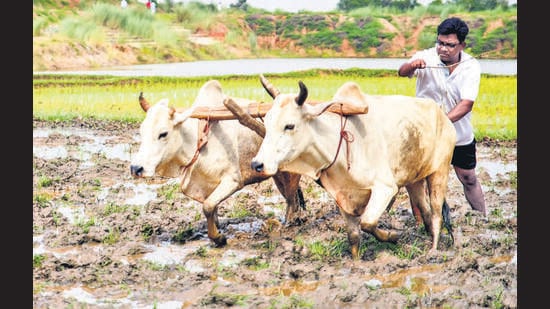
[33,2,516,71]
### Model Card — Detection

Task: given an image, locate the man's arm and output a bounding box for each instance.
[447,99,474,123]
[398,59,426,77]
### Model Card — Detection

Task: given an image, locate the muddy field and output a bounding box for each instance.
[33,119,517,308]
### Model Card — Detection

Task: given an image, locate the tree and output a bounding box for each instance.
[448,0,509,11]
[337,0,419,12]
[230,0,248,11]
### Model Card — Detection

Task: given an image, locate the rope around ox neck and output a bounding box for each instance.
[324,104,355,171]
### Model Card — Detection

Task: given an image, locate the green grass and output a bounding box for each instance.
[33,254,46,268]
[241,257,270,271]
[33,193,53,208]
[158,183,181,202]
[103,227,121,245]
[269,294,315,309]
[32,69,516,140]
[36,175,57,188]
[226,199,254,219]
[102,202,129,216]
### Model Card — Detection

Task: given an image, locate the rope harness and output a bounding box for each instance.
[247,102,264,123]
[325,104,355,171]
[180,116,210,184]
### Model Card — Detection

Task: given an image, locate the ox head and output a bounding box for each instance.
[251,76,343,177]
[130,80,226,178]
[130,95,195,178]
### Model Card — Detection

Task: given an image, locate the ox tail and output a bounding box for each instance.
[296,187,306,210]
[442,199,454,244]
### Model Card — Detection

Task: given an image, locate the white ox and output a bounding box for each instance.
[130,80,304,247]
[251,77,456,259]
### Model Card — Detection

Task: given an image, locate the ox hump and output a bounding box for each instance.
[193,80,225,108]
[332,82,368,110]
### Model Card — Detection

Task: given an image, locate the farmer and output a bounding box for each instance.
[397,17,486,216]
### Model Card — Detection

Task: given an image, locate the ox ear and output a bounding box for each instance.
[193,80,224,107]
[172,106,195,126]
[331,81,369,111]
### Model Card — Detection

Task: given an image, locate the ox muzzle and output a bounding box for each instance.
[251,161,264,173]
[130,165,145,177]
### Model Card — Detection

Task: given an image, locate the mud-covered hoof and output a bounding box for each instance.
[285,216,305,227]
[388,231,401,243]
[213,235,227,247]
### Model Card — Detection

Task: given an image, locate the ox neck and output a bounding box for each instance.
[178,118,206,168]
[300,115,351,179]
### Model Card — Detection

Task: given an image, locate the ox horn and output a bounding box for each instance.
[260,74,280,99]
[138,92,150,112]
[295,81,308,106]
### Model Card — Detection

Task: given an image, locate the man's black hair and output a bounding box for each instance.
[437,17,469,43]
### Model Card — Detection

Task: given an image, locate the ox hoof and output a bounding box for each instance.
[388,231,401,243]
[285,216,305,227]
[213,235,227,247]
[423,248,446,263]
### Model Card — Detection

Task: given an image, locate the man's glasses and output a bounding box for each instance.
[436,40,460,49]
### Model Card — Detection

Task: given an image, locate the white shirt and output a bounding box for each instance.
[408,47,481,146]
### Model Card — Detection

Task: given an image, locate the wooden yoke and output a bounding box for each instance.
[223,98,266,137]
[179,102,273,121]
[181,100,368,120]
[139,93,368,138]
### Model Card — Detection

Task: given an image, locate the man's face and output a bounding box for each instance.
[436,33,465,63]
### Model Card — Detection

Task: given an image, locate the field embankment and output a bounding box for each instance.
[33,1,517,71]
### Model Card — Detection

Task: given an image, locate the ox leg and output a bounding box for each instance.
[272,171,304,225]
[425,171,450,252]
[405,180,433,234]
[337,208,362,260]
[203,200,226,247]
[203,180,242,247]
[359,185,400,243]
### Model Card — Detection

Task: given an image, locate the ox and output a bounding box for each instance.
[130,80,305,247]
[250,77,456,259]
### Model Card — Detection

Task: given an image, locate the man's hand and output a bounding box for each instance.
[398,59,426,77]
[410,59,426,69]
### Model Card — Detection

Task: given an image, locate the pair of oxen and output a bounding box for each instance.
[130,75,456,259]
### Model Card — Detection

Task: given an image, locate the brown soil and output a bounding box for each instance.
[33,119,517,308]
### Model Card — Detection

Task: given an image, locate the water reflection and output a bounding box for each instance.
[33,127,134,162]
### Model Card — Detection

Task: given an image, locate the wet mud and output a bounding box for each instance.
[33,119,517,308]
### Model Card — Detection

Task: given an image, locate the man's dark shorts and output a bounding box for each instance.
[451,138,477,169]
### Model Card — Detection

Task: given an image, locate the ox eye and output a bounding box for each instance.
[284,124,295,131]
[158,132,168,140]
